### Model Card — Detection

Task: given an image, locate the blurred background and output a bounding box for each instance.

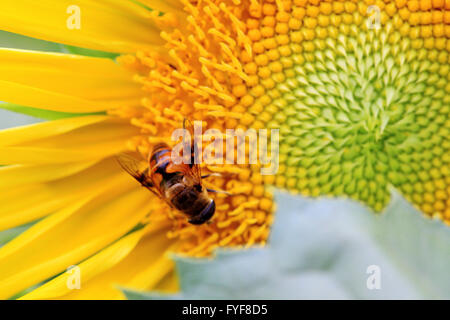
[0,109,40,130]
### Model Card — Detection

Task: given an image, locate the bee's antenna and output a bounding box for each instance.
[201,173,222,179]
[207,188,231,196]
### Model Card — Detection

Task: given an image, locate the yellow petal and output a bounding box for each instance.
[137,0,183,13]
[0,118,139,165]
[21,118,138,149]
[20,228,146,300]
[0,145,116,165]
[21,222,174,300]
[60,231,175,300]
[154,270,179,293]
[0,161,98,189]
[0,115,108,147]
[0,0,163,53]
[0,80,114,113]
[0,179,153,299]
[0,49,144,112]
[0,158,128,231]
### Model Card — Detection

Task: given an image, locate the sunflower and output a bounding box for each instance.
[0,0,448,300]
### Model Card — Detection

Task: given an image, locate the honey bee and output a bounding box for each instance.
[117,120,217,225]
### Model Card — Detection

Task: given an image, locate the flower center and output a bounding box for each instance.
[237,2,450,219]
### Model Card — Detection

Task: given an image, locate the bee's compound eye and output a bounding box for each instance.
[189,200,215,225]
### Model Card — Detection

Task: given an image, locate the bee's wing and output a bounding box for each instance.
[116,152,162,198]
[189,159,203,186]
[116,153,178,212]
[182,118,203,184]
[116,152,144,178]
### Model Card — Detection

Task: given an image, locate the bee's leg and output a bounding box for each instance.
[207,188,231,196]
[201,173,222,179]
[139,168,153,188]
[167,208,176,220]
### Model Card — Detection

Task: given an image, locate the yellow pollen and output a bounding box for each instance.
[115,0,278,257]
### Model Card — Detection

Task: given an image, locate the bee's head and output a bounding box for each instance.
[188,199,215,225]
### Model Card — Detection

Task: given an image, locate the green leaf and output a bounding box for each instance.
[61,45,120,59]
[0,31,62,52]
[0,31,118,59]
[0,103,105,121]
[0,221,36,247]
[121,288,181,300]
[122,190,450,300]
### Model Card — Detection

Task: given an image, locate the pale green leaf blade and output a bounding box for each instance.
[121,288,181,300]
[0,221,36,247]
[0,103,104,121]
[0,31,62,52]
[122,191,450,299]
[61,45,120,59]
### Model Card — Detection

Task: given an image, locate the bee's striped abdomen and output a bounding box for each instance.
[150,143,171,167]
